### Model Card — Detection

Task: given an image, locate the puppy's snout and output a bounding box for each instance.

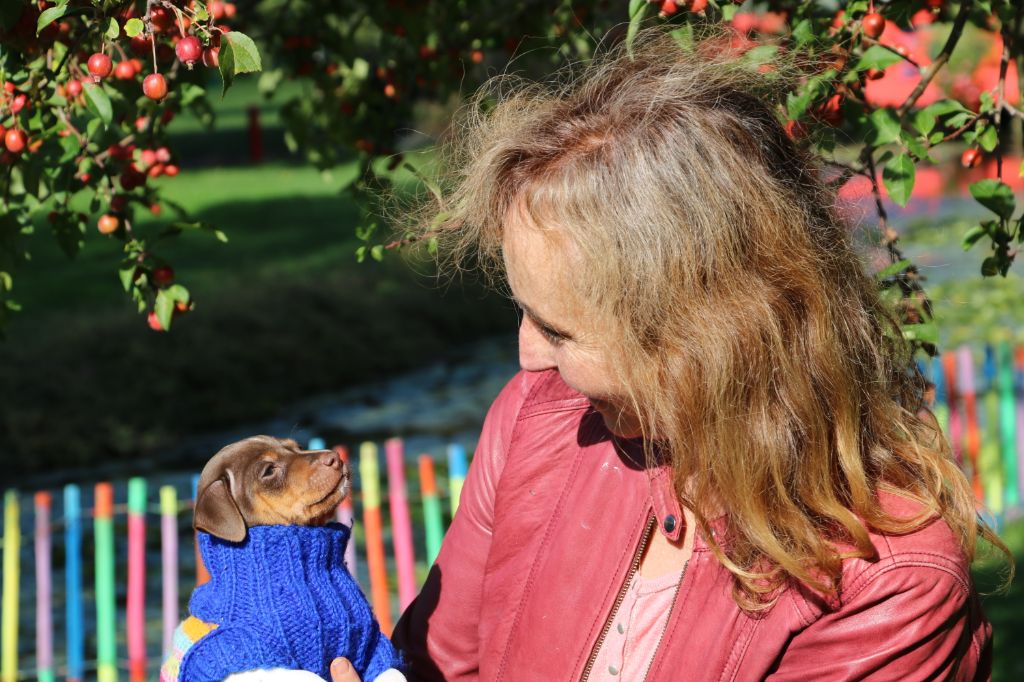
[316,450,340,470]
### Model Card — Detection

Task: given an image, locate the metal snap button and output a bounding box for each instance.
[663,514,677,533]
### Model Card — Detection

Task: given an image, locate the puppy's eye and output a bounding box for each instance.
[260,463,278,480]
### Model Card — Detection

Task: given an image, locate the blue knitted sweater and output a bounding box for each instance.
[179,523,403,682]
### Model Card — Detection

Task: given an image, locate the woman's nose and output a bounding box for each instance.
[518,317,557,372]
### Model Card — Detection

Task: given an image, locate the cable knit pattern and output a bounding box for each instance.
[177,523,403,682]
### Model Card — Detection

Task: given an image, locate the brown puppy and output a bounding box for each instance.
[194,435,350,542]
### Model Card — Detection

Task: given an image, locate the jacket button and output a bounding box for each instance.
[663,514,677,533]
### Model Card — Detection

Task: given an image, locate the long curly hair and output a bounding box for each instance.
[391,23,1012,608]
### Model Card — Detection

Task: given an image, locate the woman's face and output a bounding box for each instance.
[502,217,643,439]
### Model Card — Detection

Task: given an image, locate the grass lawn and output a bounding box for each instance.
[975,518,1024,681]
[14,161,362,314]
[1,159,512,480]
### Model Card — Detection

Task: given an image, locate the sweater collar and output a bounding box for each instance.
[190,523,352,622]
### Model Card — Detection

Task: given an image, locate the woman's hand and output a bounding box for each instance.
[329,658,361,682]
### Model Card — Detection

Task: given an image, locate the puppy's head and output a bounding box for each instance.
[193,435,350,542]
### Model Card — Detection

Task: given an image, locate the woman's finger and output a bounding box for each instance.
[330,657,362,682]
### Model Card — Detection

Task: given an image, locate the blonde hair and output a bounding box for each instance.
[395,24,1011,608]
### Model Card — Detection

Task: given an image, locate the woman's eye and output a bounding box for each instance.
[538,324,565,346]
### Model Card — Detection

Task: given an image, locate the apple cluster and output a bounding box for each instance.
[0,0,255,332]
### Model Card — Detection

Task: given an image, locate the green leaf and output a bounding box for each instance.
[869,108,902,146]
[875,258,911,280]
[946,112,973,128]
[105,18,119,40]
[969,179,1015,219]
[626,0,648,59]
[370,245,384,262]
[155,290,175,331]
[742,45,779,69]
[119,264,138,292]
[218,31,262,96]
[902,323,938,345]
[36,2,68,35]
[979,90,995,113]
[883,153,915,207]
[981,256,1000,277]
[165,283,190,303]
[977,124,998,152]
[791,19,814,48]
[124,18,144,38]
[179,82,206,107]
[900,130,929,161]
[960,223,989,250]
[82,82,112,126]
[853,45,902,72]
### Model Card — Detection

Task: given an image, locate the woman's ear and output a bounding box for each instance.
[194,478,247,542]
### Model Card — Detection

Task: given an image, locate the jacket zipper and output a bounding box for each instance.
[579,514,657,682]
[638,557,688,682]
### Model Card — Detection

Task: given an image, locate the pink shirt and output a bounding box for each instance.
[590,565,686,680]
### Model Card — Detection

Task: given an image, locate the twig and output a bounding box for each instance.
[1003,101,1024,120]
[860,36,920,69]
[896,0,974,119]
[994,9,1023,179]
[383,230,437,251]
[935,111,991,145]
[865,154,896,250]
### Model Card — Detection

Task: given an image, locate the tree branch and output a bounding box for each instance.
[896,0,974,119]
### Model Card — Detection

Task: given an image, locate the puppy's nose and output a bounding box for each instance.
[316,450,340,469]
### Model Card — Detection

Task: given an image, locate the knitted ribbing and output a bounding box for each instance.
[180,523,402,682]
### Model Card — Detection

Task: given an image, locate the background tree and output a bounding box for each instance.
[0,0,1021,350]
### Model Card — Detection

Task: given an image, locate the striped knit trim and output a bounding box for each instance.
[160,617,219,682]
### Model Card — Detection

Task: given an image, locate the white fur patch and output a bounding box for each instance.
[223,668,406,682]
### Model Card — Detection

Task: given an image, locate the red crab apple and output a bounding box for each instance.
[176,37,202,67]
[66,78,82,97]
[143,73,168,100]
[961,148,982,168]
[202,47,219,67]
[862,13,885,39]
[147,310,165,331]
[87,53,113,81]
[115,61,137,80]
[4,129,27,154]
[152,266,174,286]
[97,213,120,234]
[149,7,175,33]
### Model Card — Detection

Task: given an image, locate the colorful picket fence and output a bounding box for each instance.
[2,342,1024,681]
[917,341,1024,525]
[0,439,469,682]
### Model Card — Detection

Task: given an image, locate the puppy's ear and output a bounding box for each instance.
[194,479,247,542]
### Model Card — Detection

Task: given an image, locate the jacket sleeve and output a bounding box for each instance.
[391,371,536,681]
[769,562,991,681]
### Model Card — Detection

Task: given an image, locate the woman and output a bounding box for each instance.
[333,25,1009,681]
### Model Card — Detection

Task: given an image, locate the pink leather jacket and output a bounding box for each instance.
[392,369,992,681]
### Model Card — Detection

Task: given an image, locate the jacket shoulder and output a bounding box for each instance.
[840,492,972,603]
[784,491,972,622]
